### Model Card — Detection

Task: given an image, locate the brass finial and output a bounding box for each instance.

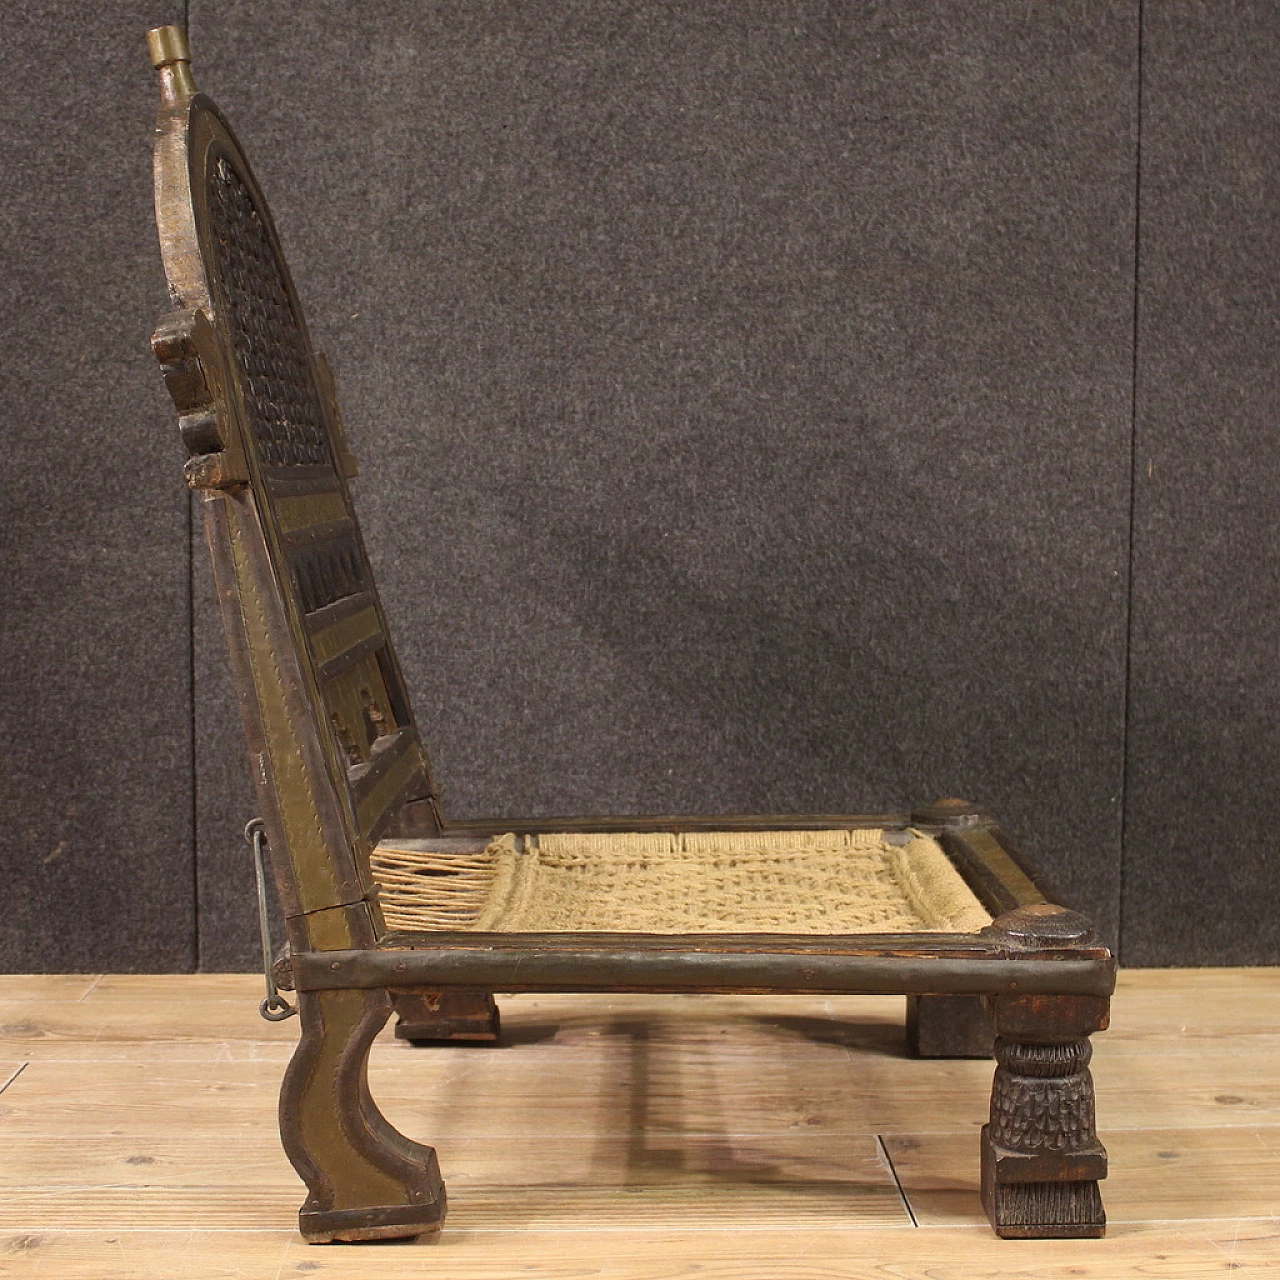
[148,25,197,105]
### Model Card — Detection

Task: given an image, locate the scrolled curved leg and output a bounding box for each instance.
[280,987,447,1243]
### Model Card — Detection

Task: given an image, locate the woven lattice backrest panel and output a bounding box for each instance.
[206,156,333,469]
[372,829,992,934]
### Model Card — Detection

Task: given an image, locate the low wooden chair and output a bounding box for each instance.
[146,27,1113,1243]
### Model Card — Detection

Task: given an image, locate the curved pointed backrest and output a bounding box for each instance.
[147,27,439,949]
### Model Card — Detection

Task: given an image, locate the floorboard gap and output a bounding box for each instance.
[876,1134,918,1227]
[0,1063,28,1095]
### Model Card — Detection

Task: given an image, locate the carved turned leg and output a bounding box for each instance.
[981,987,1109,1238]
[393,991,501,1044]
[280,988,447,1242]
[906,994,995,1058]
[982,1029,1105,1237]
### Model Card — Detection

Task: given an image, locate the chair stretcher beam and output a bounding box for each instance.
[291,939,1115,998]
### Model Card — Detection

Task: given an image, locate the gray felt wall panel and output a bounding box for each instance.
[1123,2,1280,965]
[187,0,1139,964]
[13,5,1273,971]
[0,3,193,971]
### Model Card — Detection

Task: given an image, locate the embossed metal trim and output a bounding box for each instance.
[310,604,384,674]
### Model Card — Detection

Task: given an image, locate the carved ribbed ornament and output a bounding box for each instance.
[990,1036,1097,1153]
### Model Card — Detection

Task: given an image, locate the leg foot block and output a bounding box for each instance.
[981,1132,1105,1239]
[394,992,500,1044]
[906,994,995,1058]
[301,1192,447,1244]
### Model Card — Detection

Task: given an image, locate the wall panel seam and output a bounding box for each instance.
[1117,0,1146,964]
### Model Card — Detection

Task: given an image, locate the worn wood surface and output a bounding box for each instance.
[296,933,1113,998]
[0,969,1275,1275]
[150,45,437,958]
[146,43,1116,1240]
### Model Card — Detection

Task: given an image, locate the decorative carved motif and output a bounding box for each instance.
[989,1036,1096,1152]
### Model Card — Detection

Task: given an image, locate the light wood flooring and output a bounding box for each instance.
[0,969,1275,1277]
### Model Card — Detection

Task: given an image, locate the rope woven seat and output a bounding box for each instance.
[373,829,992,934]
[145,25,1115,1246]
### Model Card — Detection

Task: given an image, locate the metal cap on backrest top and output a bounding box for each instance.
[148,25,197,104]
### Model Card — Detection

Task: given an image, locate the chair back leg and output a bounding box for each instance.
[280,988,447,1242]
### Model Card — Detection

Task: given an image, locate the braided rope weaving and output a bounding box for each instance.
[372,828,991,934]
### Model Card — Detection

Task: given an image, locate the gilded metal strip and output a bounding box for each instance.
[309,605,382,669]
[274,488,351,535]
[263,464,343,497]
[224,503,351,917]
[355,736,423,837]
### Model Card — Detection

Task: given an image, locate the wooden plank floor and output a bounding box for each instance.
[0,970,1276,1278]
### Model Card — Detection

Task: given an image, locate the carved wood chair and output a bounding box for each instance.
[146,26,1113,1243]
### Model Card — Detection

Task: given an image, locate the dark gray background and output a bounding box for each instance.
[2,2,1275,971]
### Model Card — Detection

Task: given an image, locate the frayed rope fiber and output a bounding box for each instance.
[371,828,991,934]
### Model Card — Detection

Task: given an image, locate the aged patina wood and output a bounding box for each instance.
[146,25,1113,1244]
[292,939,1113,998]
[149,27,439,952]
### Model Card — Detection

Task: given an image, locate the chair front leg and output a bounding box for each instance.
[280,987,447,1242]
[981,992,1108,1238]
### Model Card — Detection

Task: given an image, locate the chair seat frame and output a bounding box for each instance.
[146,26,1113,1244]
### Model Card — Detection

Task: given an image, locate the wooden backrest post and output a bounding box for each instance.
[147,27,442,953]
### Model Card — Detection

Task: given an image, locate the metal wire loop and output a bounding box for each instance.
[260,994,297,1022]
[245,818,297,1022]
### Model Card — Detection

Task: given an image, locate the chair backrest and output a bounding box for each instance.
[147,28,438,950]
